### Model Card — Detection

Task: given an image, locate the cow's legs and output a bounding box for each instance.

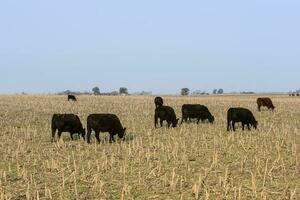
[232,122,236,131]
[58,131,62,141]
[247,124,251,130]
[160,119,163,127]
[197,118,200,124]
[258,105,261,112]
[95,131,101,143]
[87,128,92,143]
[167,121,171,128]
[70,132,74,140]
[109,134,115,143]
[181,116,187,124]
[227,121,231,131]
[242,123,245,131]
[51,129,56,142]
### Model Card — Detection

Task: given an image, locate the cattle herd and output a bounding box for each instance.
[51,96,276,143]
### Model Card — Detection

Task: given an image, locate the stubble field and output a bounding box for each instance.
[0,95,300,200]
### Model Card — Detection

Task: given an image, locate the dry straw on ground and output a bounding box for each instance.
[0,95,299,199]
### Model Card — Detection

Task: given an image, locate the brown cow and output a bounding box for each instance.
[257,97,275,111]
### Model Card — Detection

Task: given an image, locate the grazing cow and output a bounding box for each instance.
[155,106,179,128]
[292,94,295,96]
[227,107,258,131]
[68,95,77,101]
[154,96,164,108]
[181,104,214,124]
[87,114,126,143]
[257,97,275,111]
[51,114,85,142]
[297,94,300,96]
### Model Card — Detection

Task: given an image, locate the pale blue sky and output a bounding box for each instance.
[0,0,299,94]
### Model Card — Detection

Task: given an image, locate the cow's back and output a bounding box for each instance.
[228,107,254,121]
[156,106,176,120]
[182,104,210,114]
[87,114,122,132]
[52,114,82,131]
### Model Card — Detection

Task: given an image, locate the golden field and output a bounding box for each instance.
[0,95,300,200]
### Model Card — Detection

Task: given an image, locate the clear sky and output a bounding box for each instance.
[1,0,299,94]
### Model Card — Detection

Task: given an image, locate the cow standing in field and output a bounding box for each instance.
[68,95,77,101]
[51,114,85,142]
[155,106,179,128]
[154,96,164,108]
[87,114,126,143]
[257,97,275,111]
[181,104,214,124]
[227,107,258,131]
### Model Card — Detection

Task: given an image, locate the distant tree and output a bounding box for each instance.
[192,90,202,96]
[92,86,100,95]
[110,91,119,96]
[119,87,128,95]
[217,89,224,94]
[181,88,190,96]
[138,91,152,95]
[213,89,218,94]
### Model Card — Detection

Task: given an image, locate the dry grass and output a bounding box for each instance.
[0,95,300,199]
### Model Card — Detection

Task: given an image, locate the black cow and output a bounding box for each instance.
[155,106,179,128]
[181,104,214,124]
[154,96,164,108]
[68,95,77,101]
[87,114,126,143]
[227,108,258,131]
[51,114,85,142]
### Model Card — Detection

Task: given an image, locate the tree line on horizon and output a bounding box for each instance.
[57,87,229,96]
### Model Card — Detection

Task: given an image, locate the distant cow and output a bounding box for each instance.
[68,95,77,101]
[87,114,126,143]
[227,108,258,131]
[154,96,164,108]
[155,106,179,128]
[297,94,300,96]
[51,114,85,142]
[181,104,214,124]
[257,97,275,111]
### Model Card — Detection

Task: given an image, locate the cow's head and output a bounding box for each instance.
[209,115,215,124]
[118,128,126,139]
[172,118,179,127]
[252,120,258,129]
